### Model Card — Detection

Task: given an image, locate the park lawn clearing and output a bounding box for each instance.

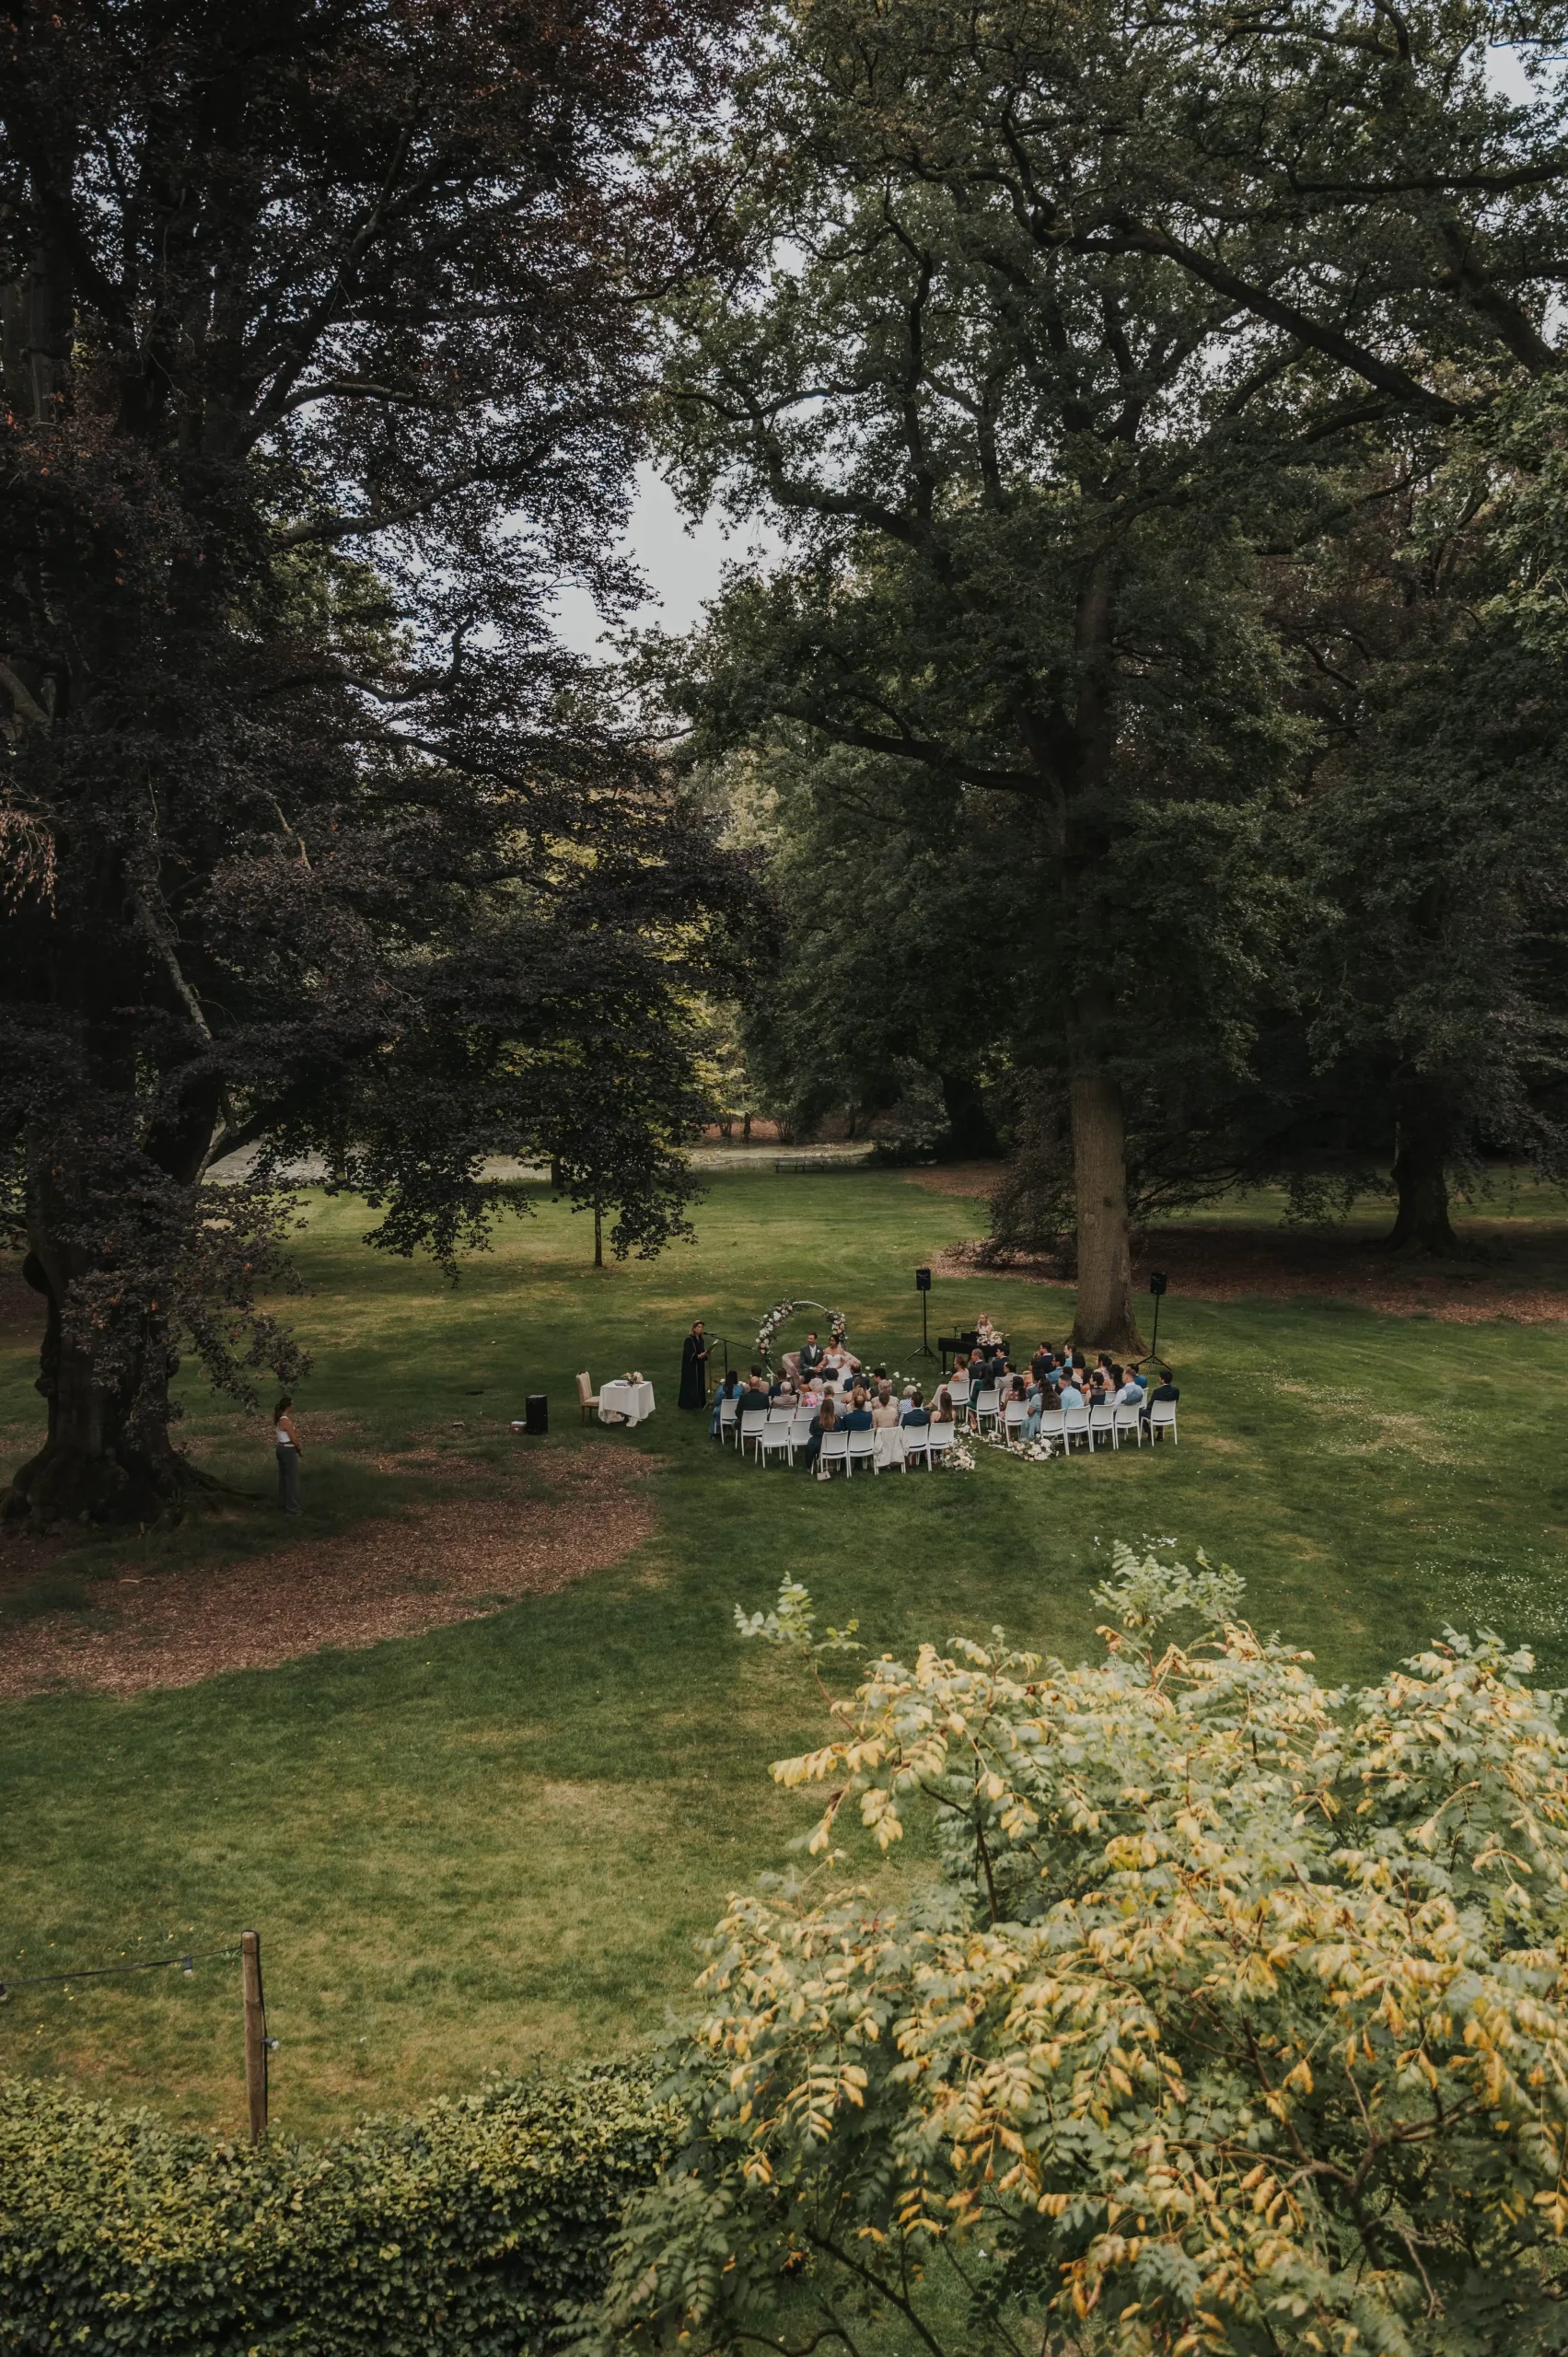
[0,1165,1565,2142]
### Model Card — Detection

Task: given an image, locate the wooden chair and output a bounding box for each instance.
[576,1371,600,1423]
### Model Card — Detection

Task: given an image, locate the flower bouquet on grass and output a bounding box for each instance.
[979,1427,1060,1463]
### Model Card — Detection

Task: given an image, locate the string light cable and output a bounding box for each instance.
[0,1945,239,2001]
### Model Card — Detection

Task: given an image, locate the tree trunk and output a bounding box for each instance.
[1382,1083,1460,1254]
[1067,1003,1145,1355]
[938,1070,998,1159]
[5,1252,190,1527]
[593,1203,604,1267]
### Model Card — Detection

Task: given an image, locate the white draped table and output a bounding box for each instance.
[598,1378,656,1426]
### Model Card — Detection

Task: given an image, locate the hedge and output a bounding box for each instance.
[0,2065,673,2355]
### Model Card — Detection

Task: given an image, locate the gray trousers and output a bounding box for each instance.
[276,1445,301,1512]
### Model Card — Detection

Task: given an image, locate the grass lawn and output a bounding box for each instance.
[1,1165,1566,2141]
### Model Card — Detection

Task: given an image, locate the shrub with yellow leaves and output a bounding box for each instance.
[581,1547,1568,2357]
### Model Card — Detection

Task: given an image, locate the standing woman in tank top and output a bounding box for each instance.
[273,1396,303,1514]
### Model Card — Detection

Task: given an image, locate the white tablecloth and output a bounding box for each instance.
[599,1378,655,1426]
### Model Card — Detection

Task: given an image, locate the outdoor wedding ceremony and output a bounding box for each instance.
[4,0,1568,2351]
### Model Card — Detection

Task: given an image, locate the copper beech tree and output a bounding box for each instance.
[652,0,1568,1350]
[587,1552,1568,2357]
[0,0,748,1525]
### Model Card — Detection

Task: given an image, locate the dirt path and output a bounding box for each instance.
[0,1446,657,1699]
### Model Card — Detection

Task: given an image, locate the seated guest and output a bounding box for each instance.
[1058,1373,1085,1413]
[1114,1370,1144,1408]
[709,1366,743,1437]
[931,1386,955,1424]
[1030,1342,1052,1384]
[871,1386,900,1429]
[900,1388,930,1427]
[842,1387,874,1434]
[738,1371,770,1423]
[1144,1369,1179,1435]
[803,1394,839,1473]
[797,1331,824,1382]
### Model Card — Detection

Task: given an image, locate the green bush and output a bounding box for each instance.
[0,2065,671,2355]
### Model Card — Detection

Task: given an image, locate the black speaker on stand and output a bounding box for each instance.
[1147,1271,1168,1367]
[914,1266,935,1359]
[525,1393,548,1435]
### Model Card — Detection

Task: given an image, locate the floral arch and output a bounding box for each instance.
[754,1298,848,1370]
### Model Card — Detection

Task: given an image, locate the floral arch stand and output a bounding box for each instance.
[754,1298,848,1372]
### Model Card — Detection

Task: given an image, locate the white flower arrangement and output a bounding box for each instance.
[978,1427,1062,1464]
[937,1439,977,1472]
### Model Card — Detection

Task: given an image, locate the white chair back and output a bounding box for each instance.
[1063,1404,1091,1446]
[927,1420,956,1457]
[1003,1399,1028,1430]
[1040,1406,1064,1437]
[1149,1400,1179,1441]
[818,1429,849,1472]
[1113,1402,1141,1443]
[948,1375,971,1404]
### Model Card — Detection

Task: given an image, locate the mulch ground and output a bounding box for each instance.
[0,1443,658,1700]
[935,1223,1568,1323]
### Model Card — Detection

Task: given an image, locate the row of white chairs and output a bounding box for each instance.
[717,1390,1178,1463]
[716,1396,958,1470]
[971,1387,1177,1448]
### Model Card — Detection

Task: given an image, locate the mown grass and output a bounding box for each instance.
[1,1167,1565,2140]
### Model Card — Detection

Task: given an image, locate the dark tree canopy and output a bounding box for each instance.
[0,0,749,1525]
[646,0,1568,1347]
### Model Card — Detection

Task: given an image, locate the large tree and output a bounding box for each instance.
[649,0,1568,1350]
[0,0,746,1526]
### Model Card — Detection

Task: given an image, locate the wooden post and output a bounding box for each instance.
[593,1203,603,1268]
[241,1929,268,2143]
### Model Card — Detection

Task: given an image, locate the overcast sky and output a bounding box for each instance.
[552,463,781,656]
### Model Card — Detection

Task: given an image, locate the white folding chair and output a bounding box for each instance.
[759,1410,796,1467]
[1113,1401,1143,1448]
[789,1413,815,1464]
[947,1376,971,1415]
[717,1396,739,1445]
[738,1406,770,1459]
[927,1419,956,1464]
[1003,1400,1029,1441]
[817,1429,850,1478]
[1089,1403,1116,1450]
[846,1427,877,1476]
[1039,1406,1064,1447]
[576,1371,600,1423]
[1148,1400,1179,1446]
[1063,1403,1092,1454]
[901,1422,933,1469]
[971,1386,1000,1434]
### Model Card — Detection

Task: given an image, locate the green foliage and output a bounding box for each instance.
[0,2067,671,2357]
[587,1551,1568,2356]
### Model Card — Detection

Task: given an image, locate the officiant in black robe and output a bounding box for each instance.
[679,1319,710,1410]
